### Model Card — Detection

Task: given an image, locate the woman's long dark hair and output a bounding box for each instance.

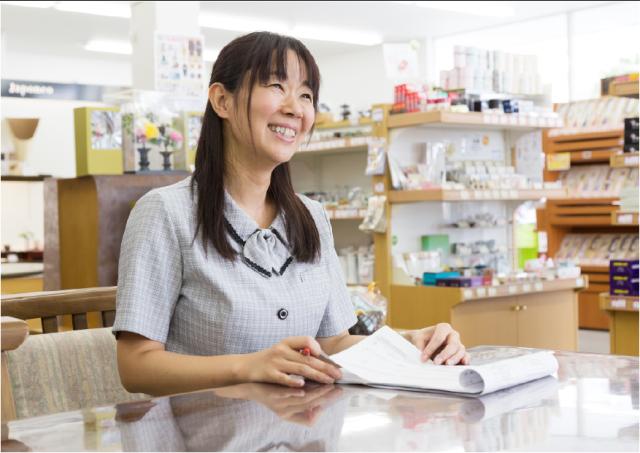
[191,32,321,262]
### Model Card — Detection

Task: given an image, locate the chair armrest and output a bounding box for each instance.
[1,317,29,352]
[1,287,117,319]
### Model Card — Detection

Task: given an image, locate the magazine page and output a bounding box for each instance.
[331,326,473,393]
[330,327,557,395]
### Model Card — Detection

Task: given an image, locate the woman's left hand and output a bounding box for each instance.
[406,323,470,365]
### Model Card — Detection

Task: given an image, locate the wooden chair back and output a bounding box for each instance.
[0,286,116,333]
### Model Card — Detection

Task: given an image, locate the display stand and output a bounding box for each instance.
[371,106,583,349]
[290,117,375,286]
[538,128,638,330]
[599,293,639,355]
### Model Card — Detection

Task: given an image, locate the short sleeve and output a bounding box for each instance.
[314,204,357,337]
[112,191,183,344]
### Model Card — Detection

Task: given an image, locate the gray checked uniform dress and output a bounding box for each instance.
[112,177,356,355]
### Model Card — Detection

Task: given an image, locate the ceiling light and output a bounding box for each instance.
[54,1,131,18]
[199,13,288,34]
[84,39,132,55]
[291,25,382,46]
[392,1,515,17]
[1,1,56,7]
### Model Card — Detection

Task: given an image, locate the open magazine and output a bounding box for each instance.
[328,326,559,396]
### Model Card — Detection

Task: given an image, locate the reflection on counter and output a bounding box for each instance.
[4,352,638,452]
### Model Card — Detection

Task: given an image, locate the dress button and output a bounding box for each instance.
[277,308,288,320]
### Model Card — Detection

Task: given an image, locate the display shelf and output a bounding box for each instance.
[387,110,560,130]
[599,292,639,356]
[609,80,639,98]
[392,277,586,303]
[610,152,639,168]
[600,293,639,312]
[569,149,620,165]
[1,175,50,182]
[315,118,373,130]
[611,211,639,226]
[324,207,367,221]
[548,128,624,140]
[388,188,567,204]
[296,137,371,157]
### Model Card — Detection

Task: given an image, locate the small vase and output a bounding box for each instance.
[160,150,174,171]
[137,146,151,172]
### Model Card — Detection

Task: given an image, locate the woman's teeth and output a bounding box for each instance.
[269,125,296,138]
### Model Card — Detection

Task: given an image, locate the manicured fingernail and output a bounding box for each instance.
[446,359,453,365]
[434,356,442,364]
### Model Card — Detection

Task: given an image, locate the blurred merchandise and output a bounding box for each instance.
[348,282,388,335]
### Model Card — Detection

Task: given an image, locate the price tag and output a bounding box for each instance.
[488,287,497,297]
[508,285,518,295]
[633,301,639,311]
[372,108,384,122]
[575,277,584,287]
[624,155,639,167]
[581,151,592,160]
[611,299,626,309]
[616,214,633,224]
[460,190,471,200]
[374,182,385,193]
[523,283,532,292]
[463,289,473,300]
[509,190,518,198]
[535,282,543,291]
[475,287,487,298]
[509,116,517,125]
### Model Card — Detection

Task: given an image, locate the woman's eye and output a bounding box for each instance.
[301,93,313,101]
[270,83,284,90]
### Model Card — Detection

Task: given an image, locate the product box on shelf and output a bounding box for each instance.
[610,275,639,296]
[74,106,123,176]
[610,259,639,278]
[435,276,484,288]
[422,271,460,286]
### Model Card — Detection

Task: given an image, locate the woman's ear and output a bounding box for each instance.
[209,82,231,119]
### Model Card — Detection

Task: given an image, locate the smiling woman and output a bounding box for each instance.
[112,31,469,397]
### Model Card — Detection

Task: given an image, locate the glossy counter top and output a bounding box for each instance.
[2,351,638,451]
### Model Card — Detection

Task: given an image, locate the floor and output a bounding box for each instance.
[578,329,610,354]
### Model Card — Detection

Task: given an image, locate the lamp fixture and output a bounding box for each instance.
[392,1,515,17]
[83,39,132,55]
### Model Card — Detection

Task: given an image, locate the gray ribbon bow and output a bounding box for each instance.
[225,219,293,278]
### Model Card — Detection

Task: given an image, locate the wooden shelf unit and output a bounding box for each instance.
[367,103,583,350]
[389,278,584,350]
[315,118,373,130]
[388,188,567,204]
[296,139,370,157]
[538,128,637,330]
[600,293,639,355]
[610,152,639,168]
[611,211,639,226]
[387,110,560,130]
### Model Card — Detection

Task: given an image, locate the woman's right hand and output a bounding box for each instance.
[236,336,342,387]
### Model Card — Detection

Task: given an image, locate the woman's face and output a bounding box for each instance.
[231,49,316,166]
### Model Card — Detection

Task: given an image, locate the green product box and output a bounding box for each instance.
[421,234,450,257]
[74,106,123,176]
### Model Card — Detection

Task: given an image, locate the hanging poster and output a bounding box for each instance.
[155,33,206,96]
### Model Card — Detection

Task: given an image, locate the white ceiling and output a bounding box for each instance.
[1,1,615,62]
